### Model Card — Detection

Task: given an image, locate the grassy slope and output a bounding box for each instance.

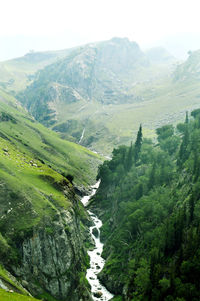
[0,89,102,229]
[0,289,40,301]
[0,265,29,295]
[0,87,101,248]
[53,76,200,154]
[46,50,200,154]
[0,89,101,299]
[0,89,101,186]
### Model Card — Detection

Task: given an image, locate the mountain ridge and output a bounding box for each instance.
[15,37,180,154]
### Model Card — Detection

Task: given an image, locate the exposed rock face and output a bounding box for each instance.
[174,49,200,81]
[13,209,92,300]
[18,37,147,126]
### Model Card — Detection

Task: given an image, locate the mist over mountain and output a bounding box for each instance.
[18,37,149,110]
[15,37,181,153]
[1,32,200,301]
[145,47,176,64]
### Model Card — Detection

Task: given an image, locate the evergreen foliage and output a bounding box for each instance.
[93,110,200,300]
[134,124,142,163]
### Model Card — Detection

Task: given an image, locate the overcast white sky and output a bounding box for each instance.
[1,0,200,61]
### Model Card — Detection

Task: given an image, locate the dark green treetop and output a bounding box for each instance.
[134,124,142,162]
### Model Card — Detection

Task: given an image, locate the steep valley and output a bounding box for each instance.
[0,90,102,300]
[1,36,200,301]
[89,111,200,300]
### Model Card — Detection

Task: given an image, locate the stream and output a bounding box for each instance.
[81,181,114,301]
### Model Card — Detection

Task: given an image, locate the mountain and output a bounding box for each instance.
[174,50,200,81]
[4,38,200,156]
[1,36,200,300]
[0,47,76,92]
[18,37,149,111]
[16,38,180,153]
[0,89,101,300]
[89,110,200,300]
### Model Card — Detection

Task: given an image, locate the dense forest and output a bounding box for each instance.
[91,109,200,301]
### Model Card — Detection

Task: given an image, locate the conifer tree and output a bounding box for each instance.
[185,111,189,124]
[134,124,142,163]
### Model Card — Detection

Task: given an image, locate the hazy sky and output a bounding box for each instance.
[1,0,200,61]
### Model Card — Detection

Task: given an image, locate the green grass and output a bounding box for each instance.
[0,289,41,301]
[52,76,200,154]
[0,89,102,186]
[0,130,80,235]
[0,88,100,300]
[0,265,28,295]
[0,89,102,247]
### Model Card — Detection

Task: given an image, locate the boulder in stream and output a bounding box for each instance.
[92,227,99,237]
[94,291,103,298]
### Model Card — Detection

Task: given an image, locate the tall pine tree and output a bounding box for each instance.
[134,124,142,163]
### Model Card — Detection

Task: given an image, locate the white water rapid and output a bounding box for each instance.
[81,181,114,301]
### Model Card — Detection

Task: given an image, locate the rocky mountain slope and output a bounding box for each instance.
[3,38,200,156]
[18,37,149,110]
[0,89,101,300]
[0,47,77,93]
[174,49,200,81]
[18,37,151,127]
[13,38,179,153]
[17,39,200,155]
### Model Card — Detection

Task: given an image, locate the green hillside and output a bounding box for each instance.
[0,89,101,185]
[0,289,41,301]
[1,38,200,300]
[90,109,200,300]
[0,89,101,300]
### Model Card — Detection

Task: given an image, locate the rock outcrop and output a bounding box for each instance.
[18,37,148,126]
[13,208,92,300]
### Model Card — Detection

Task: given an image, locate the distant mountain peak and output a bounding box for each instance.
[18,36,149,123]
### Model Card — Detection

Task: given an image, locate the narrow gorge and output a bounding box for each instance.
[81,182,114,301]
